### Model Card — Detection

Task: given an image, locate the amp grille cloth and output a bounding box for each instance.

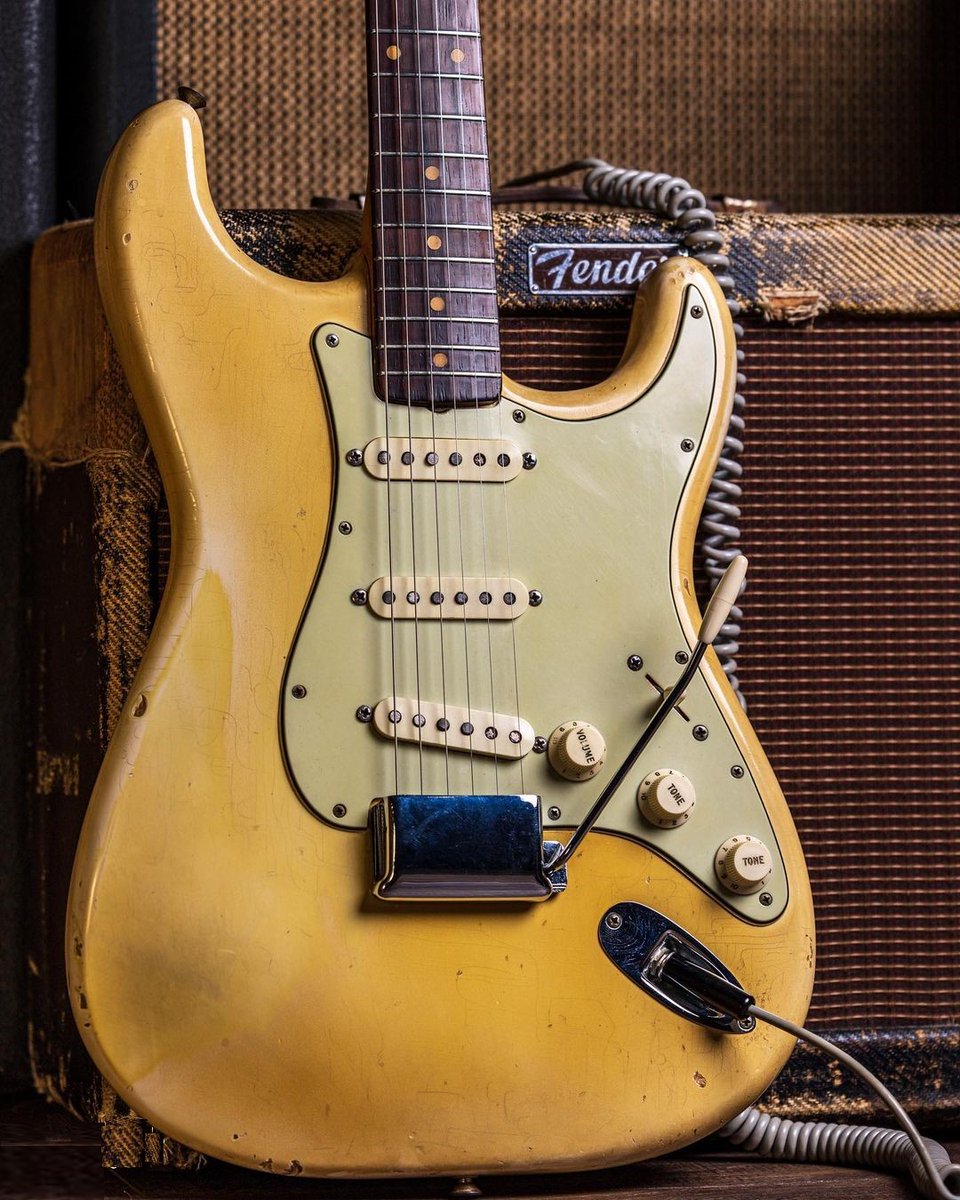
[500,313,960,1030]
[155,0,956,213]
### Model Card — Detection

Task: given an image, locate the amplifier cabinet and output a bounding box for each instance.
[24,209,960,1163]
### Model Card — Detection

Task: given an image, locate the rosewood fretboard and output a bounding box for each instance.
[365,0,500,409]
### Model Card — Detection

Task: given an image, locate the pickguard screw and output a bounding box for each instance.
[345,448,363,466]
[332,804,347,818]
[681,438,695,453]
[338,521,352,535]
[325,332,340,347]
[547,806,561,821]
[604,911,623,931]
[693,724,709,741]
[350,588,367,605]
[690,305,704,319]
[528,589,543,606]
[291,684,307,699]
[731,765,744,779]
[675,650,689,664]
[512,409,526,423]
[356,705,373,723]
[533,736,547,753]
[738,1017,756,1032]
[759,892,773,907]
[522,452,538,470]
[627,654,643,671]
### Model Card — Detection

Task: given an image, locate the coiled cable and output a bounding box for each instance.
[720,1009,960,1200]
[501,159,747,703]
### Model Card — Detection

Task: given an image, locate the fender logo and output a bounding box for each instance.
[528,242,676,296]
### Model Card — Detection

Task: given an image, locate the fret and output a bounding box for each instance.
[372,71,484,80]
[390,343,500,352]
[383,285,498,294]
[371,150,488,159]
[373,28,481,38]
[380,315,500,324]
[376,221,493,231]
[376,187,492,197]
[386,370,502,378]
[374,112,487,122]
[374,254,495,263]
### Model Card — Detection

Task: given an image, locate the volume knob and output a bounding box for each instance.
[714,835,773,894]
[547,721,607,782]
[638,769,696,827]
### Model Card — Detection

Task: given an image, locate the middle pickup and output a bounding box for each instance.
[363,437,524,482]
[366,577,530,620]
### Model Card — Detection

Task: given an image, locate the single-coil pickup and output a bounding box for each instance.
[367,577,530,620]
[372,698,535,758]
[363,437,523,482]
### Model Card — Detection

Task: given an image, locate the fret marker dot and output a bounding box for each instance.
[386,44,401,59]
[451,48,465,62]
[433,352,449,368]
[430,297,446,312]
[427,234,442,250]
[425,165,441,181]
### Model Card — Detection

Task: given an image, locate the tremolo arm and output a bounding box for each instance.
[544,555,749,876]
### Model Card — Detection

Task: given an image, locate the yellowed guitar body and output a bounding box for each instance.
[68,99,814,1178]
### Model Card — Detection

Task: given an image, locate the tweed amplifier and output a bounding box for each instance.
[23,207,960,1164]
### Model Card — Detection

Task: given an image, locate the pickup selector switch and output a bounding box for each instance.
[638,769,696,827]
[547,721,606,782]
[715,835,773,894]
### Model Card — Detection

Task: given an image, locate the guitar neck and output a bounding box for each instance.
[365,0,501,409]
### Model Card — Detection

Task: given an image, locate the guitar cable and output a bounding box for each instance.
[499,159,748,706]
[654,951,960,1200]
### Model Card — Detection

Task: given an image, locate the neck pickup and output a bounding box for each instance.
[365,0,501,409]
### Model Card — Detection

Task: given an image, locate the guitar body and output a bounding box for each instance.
[68,100,814,1177]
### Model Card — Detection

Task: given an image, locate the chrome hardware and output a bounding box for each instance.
[370,794,568,901]
[598,903,755,1034]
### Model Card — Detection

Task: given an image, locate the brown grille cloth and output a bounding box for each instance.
[156,0,957,214]
[501,312,960,1031]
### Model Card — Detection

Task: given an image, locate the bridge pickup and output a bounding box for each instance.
[363,437,523,481]
[372,698,535,758]
[367,577,530,619]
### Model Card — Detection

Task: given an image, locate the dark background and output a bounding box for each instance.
[0,0,155,1095]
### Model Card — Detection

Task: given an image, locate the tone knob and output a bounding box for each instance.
[638,769,696,827]
[547,720,607,781]
[714,835,773,895]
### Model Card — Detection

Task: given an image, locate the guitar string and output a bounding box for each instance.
[417,0,451,797]
[454,0,500,798]
[396,0,427,797]
[442,4,476,794]
[373,1,401,793]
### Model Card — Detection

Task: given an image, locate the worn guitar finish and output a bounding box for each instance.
[68,0,814,1176]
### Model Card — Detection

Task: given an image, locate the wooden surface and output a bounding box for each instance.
[0,1093,946,1200]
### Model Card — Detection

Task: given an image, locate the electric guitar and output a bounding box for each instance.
[68,0,814,1178]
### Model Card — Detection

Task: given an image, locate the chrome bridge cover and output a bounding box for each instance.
[370,793,567,901]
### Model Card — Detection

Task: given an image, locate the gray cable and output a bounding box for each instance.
[720,1008,960,1200]
[499,159,748,703]
[579,162,747,706]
